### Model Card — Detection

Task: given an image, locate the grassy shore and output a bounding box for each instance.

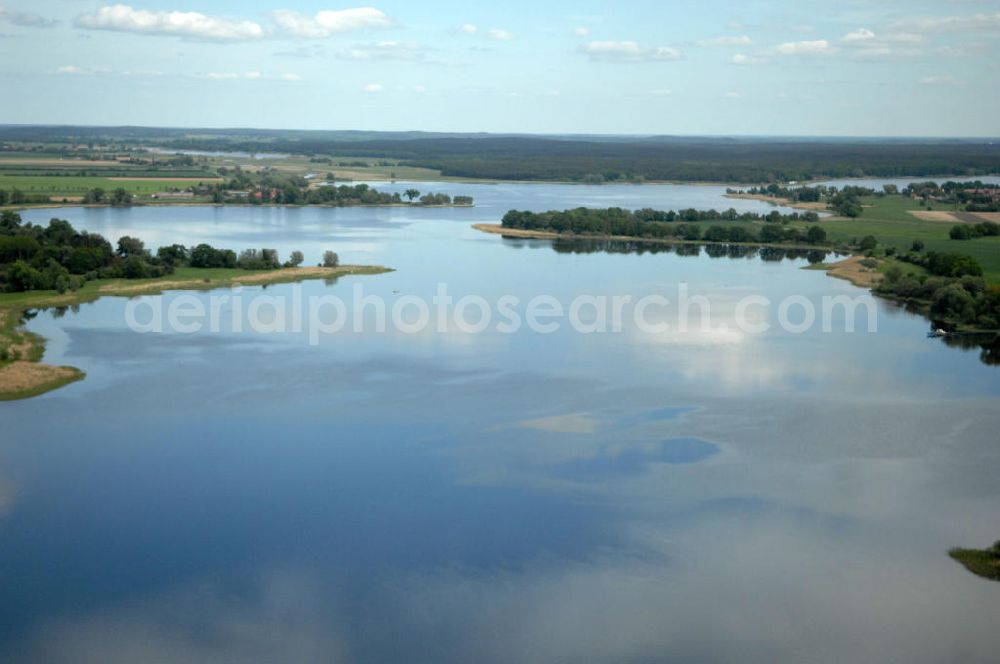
[730,194,1000,284]
[0,264,391,401]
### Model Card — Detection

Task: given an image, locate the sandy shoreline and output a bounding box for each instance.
[723,193,830,212]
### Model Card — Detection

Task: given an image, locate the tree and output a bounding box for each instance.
[404,189,420,202]
[859,235,878,252]
[110,188,133,206]
[911,239,925,252]
[122,255,149,279]
[322,250,339,267]
[0,210,20,230]
[950,224,972,240]
[831,193,863,218]
[261,249,280,268]
[83,188,106,204]
[884,264,904,284]
[157,244,189,266]
[926,252,983,278]
[7,260,42,292]
[190,243,235,268]
[806,226,827,244]
[930,283,977,323]
[285,250,304,267]
[116,236,147,259]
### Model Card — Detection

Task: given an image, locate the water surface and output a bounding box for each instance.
[4,182,1000,663]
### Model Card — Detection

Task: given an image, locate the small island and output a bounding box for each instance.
[0,210,390,400]
[949,541,1000,582]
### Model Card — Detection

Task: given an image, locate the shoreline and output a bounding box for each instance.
[802,255,882,288]
[723,192,832,212]
[472,223,1000,338]
[0,264,392,401]
[2,201,475,213]
[471,223,839,253]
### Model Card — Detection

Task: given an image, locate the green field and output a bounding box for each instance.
[0,174,222,198]
[812,196,1000,283]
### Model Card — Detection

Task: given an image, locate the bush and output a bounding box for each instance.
[859,235,878,252]
[6,260,43,292]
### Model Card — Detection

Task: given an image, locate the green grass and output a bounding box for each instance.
[813,196,1000,284]
[0,174,222,198]
[0,367,85,402]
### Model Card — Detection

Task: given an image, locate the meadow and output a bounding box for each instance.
[813,196,1000,283]
[0,174,222,198]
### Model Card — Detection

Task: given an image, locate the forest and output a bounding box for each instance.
[3,127,998,184]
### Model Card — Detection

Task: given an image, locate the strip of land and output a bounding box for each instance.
[0,264,391,401]
[804,255,884,288]
[724,193,830,212]
[471,223,829,252]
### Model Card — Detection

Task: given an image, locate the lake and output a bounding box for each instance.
[3,182,1000,663]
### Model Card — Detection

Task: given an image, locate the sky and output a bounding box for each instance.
[1,0,999,136]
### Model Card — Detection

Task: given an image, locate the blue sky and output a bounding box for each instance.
[1,0,999,135]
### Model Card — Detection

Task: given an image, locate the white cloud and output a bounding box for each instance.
[897,13,1000,34]
[75,4,265,40]
[649,88,673,96]
[341,40,424,60]
[56,65,93,75]
[573,27,590,37]
[273,8,390,39]
[731,53,765,65]
[843,28,875,42]
[363,83,383,93]
[698,35,752,46]
[457,23,512,41]
[724,91,742,98]
[280,72,302,81]
[580,41,682,62]
[0,7,56,28]
[205,71,262,80]
[774,39,835,55]
[841,29,926,60]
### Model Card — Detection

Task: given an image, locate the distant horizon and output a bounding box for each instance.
[1,123,998,142]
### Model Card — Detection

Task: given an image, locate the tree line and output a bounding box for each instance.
[501,207,828,245]
[0,210,337,293]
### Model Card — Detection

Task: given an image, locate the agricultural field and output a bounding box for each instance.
[814,195,1000,283]
[0,174,222,198]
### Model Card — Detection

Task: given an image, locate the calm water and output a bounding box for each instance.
[4,183,1000,663]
